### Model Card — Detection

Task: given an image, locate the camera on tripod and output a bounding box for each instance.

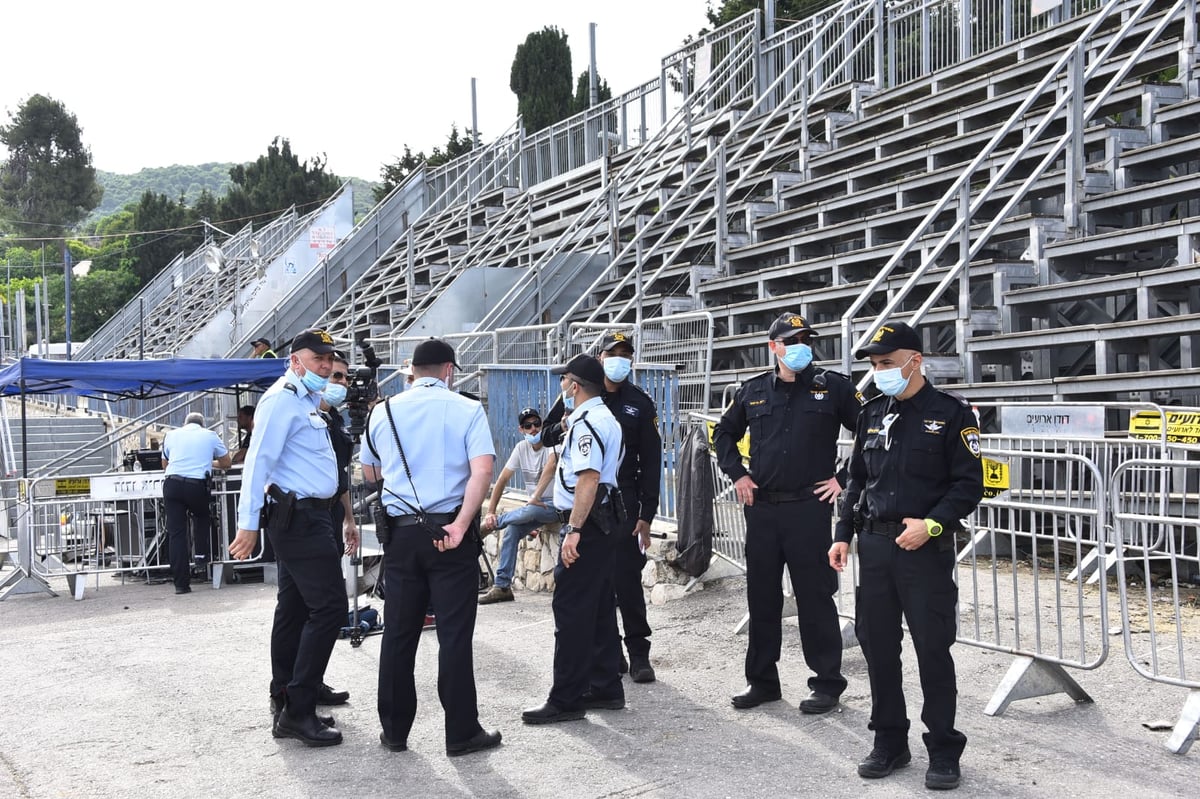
[346,338,383,440]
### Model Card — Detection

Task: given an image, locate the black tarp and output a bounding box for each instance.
[674,426,715,577]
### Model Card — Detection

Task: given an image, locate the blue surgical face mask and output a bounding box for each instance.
[322,383,347,407]
[523,432,539,444]
[562,388,575,411]
[299,367,329,394]
[874,355,915,397]
[779,343,813,372]
[603,356,632,382]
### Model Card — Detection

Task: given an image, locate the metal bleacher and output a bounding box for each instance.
[286,1,1198,412]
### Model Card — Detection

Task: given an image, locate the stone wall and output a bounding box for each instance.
[481,495,700,603]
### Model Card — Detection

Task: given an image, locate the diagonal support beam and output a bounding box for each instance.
[984,655,1093,716]
[1164,689,1200,754]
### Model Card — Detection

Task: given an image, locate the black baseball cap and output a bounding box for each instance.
[289,329,336,354]
[600,331,635,352]
[251,337,271,348]
[854,321,923,358]
[411,337,460,367]
[518,407,541,424]
[551,354,605,385]
[768,312,818,339]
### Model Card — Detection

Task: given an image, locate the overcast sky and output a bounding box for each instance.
[4,1,713,181]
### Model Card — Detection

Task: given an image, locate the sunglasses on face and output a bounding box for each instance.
[330,371,347,380]
[521,421,542,430]
[775,335,809,346]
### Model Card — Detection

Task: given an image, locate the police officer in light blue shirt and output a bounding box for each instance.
[360,337,502,757]
[522,354,626,725]
[162,412,231,595]
[230,328,347,748]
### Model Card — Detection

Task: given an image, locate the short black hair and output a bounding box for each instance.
[238,405,255,416]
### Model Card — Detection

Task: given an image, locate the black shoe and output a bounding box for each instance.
[379,732,408,752]
[857,746,912,779]
[619,653,629,674]
[174,585,191,595]
[925,760,961,790]
[317,683,350,705]
[446,728,502,756]
[629,659,656,684]
[273,710,343,747]
[731,684,782,709]
[581,691,626,710]
[798,691,839,714]
[522,701,586,725]
[270,698,334,732]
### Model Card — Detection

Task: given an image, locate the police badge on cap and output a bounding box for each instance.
[854,321,923,359]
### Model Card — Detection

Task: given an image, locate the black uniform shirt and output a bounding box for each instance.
[325,408,354,496]
[713,366,861,493]
[834,381,984,543]
[603,380,662,523]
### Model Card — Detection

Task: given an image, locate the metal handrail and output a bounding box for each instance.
[839,0,1182,381]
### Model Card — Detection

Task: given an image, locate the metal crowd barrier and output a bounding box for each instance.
[0,470,263,601]
[1111,458,1200,754]
[960,450,1108,716]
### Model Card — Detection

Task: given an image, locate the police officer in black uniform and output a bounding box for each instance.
[595,331,661,683]
[828,321,983,791]
[713,312,861,714]
[321,352,359,557]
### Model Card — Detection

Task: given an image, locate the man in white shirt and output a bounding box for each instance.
[479,407,560,604]
[162,412,231,595]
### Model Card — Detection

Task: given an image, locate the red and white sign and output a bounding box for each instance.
[309,226,336,250]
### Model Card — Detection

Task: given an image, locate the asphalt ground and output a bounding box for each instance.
[0,572,1194,799]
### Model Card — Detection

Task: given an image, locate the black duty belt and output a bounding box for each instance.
[862,518,904,537]
[556,509,571,523]
[166,475,208,484]
[295,496,337,511]
[389,511,457,528]
[755,486,818,503]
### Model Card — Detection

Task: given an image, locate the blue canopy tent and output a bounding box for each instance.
[0,357,287,479]
[0,357,285,400]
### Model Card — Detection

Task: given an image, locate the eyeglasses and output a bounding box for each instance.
[330,371,347,380]
[775,335,809,346]
[520,421,542,430]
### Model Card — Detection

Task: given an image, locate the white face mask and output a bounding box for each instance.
[873,354,916,397]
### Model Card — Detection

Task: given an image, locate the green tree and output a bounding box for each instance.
[0,94,103,239]
[510,27,575,134]
[704,0,839,30]
[374,125,481,202]
[571,70,614,113]
[218,137,341,227]
[128,191,196,285]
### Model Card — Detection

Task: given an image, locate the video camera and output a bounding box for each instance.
[346,338,383,441]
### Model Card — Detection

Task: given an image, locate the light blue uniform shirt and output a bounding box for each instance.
[236,370,338,530]
[360,376,495,515]
[553,395,622,512]
[162,424,227,479]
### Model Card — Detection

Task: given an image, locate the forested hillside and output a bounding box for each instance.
[94,166,378,221]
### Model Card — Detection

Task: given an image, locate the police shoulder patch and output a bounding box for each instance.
[578,434,593,457]
[960,427,982,458]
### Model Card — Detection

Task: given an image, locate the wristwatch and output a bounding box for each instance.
[561,523,576,536]
[925,518,944,537]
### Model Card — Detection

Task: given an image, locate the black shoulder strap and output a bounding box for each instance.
[368,398,423,515]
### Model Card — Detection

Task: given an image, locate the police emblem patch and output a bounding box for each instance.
[578,434,593,457]
[923,419,945,434]
[811,390,827,400]
[961,427,982,458]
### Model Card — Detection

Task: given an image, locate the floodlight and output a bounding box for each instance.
[204,245,224,274]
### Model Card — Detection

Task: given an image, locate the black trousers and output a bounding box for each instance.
[377,519,483,746]
[855,530,966,761]
[549,517,624,709]
[613,486,652,660]
[162,477,212,592]
[330,496,345,553]
[743,497,846,697]
[267,507,347,717]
